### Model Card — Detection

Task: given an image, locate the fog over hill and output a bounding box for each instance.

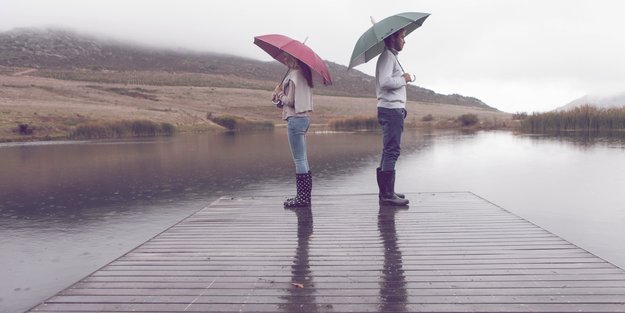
[0,28,495,110]
[556,92,625,111]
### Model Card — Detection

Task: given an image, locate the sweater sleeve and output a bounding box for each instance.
[278,80,295,107]
[377,52,406,90]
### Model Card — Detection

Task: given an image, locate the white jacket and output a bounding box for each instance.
[375,47,407,109]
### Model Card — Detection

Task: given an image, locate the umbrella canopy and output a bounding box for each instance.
[254,34,332,86]
[348,12,430,69]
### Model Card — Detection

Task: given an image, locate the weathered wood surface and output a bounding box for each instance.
[29,192,625,312]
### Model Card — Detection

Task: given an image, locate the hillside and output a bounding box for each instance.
[556,93,625,111]
[0,28,495,110]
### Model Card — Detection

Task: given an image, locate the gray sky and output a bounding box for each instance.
[2,0,624,112]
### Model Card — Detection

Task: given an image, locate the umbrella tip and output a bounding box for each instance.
[370,16,376,25]
[303,36,309,45]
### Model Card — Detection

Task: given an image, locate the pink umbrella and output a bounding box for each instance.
[254,34,332,86]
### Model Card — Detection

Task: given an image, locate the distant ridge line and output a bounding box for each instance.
[0,27,496,110]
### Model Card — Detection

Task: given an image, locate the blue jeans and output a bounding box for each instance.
[378,107,406,171]
[287,116,310,174]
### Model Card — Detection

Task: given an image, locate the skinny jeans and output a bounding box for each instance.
[287,116,310,174]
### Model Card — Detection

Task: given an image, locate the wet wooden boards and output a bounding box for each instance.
[29,192,625,312]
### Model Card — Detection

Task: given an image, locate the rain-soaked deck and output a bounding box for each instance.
[29,192,625,312]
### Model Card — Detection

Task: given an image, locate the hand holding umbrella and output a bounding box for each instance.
[271,84,284,108]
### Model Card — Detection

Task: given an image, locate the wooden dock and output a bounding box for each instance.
[29,192,625,312]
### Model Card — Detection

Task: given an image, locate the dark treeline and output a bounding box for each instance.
[521,105,625,133]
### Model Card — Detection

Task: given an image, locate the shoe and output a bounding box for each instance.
[284,171,312,208]
[378,169,409,206]
[377,167,405,199]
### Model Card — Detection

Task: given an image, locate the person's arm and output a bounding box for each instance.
[278,80,295,107]
[378,53,407,90]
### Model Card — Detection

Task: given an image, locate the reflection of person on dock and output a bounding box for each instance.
[280,207,320,312]
[378,206,408,312]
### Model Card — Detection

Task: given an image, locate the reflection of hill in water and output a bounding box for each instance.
[0,131,434,221]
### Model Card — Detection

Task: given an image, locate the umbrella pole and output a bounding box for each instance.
[394,54,405,73]
[393,55,415,83]
[279,69,290,86]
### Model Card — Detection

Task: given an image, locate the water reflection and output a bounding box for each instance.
[520,130,625,149]
[0,131,387,226]
[280,207,318,313]
[2,129,625,313]
[377,206,408,313]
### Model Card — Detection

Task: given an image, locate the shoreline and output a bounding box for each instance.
[1,122,519,144]
[1,70,513,143]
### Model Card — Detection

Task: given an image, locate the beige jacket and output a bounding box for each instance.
[278,69,313,120]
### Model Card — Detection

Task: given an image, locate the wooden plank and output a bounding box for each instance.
[80,273,625,283]
[71,280,625,290]
[59,287,625,296]
[28,192,625,313]
[45,294,625,304]
[31,302,625,312]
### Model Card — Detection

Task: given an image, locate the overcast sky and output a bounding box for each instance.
[2,0,624,112]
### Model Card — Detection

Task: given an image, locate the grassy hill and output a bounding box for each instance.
[0,28,511,142]
[0,28,495,109]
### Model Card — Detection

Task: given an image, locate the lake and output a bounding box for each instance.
[1,129,624,313]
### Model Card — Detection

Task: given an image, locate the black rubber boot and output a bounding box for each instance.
[284,171,312,208]
[378,170,409,206]
[377,167,405,199]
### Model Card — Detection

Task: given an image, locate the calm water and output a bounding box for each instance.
[1,130,624,313]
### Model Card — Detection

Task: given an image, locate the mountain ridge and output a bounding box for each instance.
[0,27,496,110]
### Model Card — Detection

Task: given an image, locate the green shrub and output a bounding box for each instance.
[160,122,176,135]
[207,114,273,131]
[17,124,34,135]
[209,115,238,130]
[456,114,479,127]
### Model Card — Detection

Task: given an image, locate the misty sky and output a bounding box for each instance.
[1,0,624,112]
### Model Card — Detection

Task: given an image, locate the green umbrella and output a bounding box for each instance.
[348,12,430,69]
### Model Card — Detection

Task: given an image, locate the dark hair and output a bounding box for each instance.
[383,28,403,48]
[297,60,314,88]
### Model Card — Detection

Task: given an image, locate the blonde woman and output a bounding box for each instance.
[272,54,314,207]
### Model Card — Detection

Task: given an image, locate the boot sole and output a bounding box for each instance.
[379,199,409,206]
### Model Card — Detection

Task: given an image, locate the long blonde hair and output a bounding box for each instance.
[284,54,313,88]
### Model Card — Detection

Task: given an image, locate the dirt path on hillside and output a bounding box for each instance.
[12,68,37,76]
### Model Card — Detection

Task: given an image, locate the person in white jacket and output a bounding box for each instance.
[375,28,412,206]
